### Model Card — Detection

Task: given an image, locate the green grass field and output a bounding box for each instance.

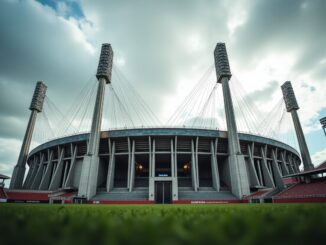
[0,204,325,245]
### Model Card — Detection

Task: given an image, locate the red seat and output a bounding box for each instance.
[276,181,326,198]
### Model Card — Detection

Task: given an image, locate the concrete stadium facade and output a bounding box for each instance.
[22,128,301,203]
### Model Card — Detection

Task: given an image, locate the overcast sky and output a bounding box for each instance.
[0,0,326,180]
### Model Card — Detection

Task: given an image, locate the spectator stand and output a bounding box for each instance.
[0,174,10,202]
[273,160,326,203]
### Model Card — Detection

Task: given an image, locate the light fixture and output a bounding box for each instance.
[135,162,144,173]
[183,162,191,173]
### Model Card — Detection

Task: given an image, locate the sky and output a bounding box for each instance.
[0,0,326,180]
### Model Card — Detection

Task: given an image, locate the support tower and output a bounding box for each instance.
[78,43,113,199]
[214,43,250,198]
[320,117,326,137]
[10,81,47,189]
[281,81,314,171]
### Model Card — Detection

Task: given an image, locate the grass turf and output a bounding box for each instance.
[0,203,325,245]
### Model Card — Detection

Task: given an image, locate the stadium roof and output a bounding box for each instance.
[0,174,10,180]
[284,160,326,178]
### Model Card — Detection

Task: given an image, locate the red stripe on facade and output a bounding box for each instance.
[90,200,156,204]
[173,200,248,204]
[6,191,50,201]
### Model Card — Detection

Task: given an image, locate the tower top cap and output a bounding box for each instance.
[320,117,326,128]
[96,43,114,84]
[214,43,232,83]
[29,81,47,112]
[281,81,299,112]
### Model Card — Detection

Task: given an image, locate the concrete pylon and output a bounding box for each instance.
[214,43,250,199]
[281,81,314,171]
[78,43,113,199]
[10,81,47,189]
[320,117,326,137]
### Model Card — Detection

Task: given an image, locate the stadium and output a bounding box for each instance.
[2,43,326,204]
[14,127,302,204]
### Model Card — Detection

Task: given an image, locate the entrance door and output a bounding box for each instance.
[155,181,172,204]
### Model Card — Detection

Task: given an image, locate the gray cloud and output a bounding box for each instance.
[232,0,326,76]
[0,0,326,178]
[82,0,231,111]
[0,0,98,110]
[246,80,279,103]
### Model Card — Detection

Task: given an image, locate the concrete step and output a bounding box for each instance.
[110,188,129,193]
[178,190,237,200]
[198,187,215,191]
[93,188,149,201]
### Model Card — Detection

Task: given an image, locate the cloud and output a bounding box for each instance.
[0,0,97,177]
[245,80,279,104]
[311,148,326,166]
[0,138,22,179]
[229,0,326,135]
[1,0,326,180]
[0,0,97,136]
[81,0,232,120]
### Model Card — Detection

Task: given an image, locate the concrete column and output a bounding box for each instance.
[62,160,69,188]
[106,142,115,192]
[149,177,155,201]
[214,43,250,198]
[260,147,275,188]
[171,138,178,200]
[127,137,131,188]
[172,177,178,201]
[280,151,290,176]
[287,155,295,174]
[41,160,47,180]
[78,44,113,199]
[174,136,178,177]
[256,159,263,185]
[247,144,260,187]
[23,157,37,189]
[149,139,155,200]
[191,139,198,191]
[31,153,45,190]
[129,140,135,192]
[29,155,41,190]
[39,150,54,190]
[64,144,77,188]
[10,82,47,189]
[273,148,282,174]
[271,149,285,189]
[281,81,314,171]
[195,137,200,188]
[78,78,105,196]
[149,136,152,177]
[215,138,221,190]
[293,157,300,173]
[49,148,65,190]
[210,140,220,191]
[171,139,175,177]
[152,139,156,177]
[23,160,34,189]
[291,155,298,173]
[291,110,314,170]
[288,154,296,173]
[51,160,57,183]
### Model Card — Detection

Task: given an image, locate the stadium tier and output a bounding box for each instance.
[9,128,301,203]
